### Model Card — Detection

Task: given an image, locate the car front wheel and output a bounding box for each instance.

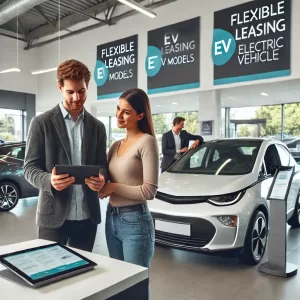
[238,210,268,265]
[0,182,20,212]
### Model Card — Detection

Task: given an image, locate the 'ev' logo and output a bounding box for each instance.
[145,46,162,77]
[97,67,105,79]
[212,29,236,66]
[94,60,108,87]
[215,39,232,56]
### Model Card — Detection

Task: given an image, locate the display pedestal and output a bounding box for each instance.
[259,166,298,278]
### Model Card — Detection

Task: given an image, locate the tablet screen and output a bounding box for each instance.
[0,243,96,284]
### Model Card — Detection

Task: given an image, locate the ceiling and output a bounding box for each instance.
[95,78,300,117]
[0,0,175,49]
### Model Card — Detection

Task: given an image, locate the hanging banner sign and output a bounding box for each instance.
[146,17,200,94]
[94,35,138,100]
[212,0,291,85]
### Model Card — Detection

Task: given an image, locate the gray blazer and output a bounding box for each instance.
[24,104,108,229]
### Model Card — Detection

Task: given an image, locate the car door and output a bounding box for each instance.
[276,144,300,213]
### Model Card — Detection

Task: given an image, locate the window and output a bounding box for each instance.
[169,140,262,175]
[276,144,290,166]
[0,109,23,142]
[263,145,280,175]
[189,147,206,168]
[240,147,257,155]
[10,146,25,160]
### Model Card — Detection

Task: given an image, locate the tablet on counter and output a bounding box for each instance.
[55,165,100,184]
[0,243,97,288]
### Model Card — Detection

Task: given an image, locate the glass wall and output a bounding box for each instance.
[222,103,300,163]
[98,111,200,158]
[0,109,25,142]
[228,105,282,139]
[225,104,300,140]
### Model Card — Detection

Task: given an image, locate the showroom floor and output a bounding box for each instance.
[1,198,300,300]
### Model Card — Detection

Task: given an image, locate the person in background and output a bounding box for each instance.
[99,88,159,299]
[161,116,203,172]
[24,59,108,252]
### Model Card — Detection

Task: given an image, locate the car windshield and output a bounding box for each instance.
[168,140,262,175]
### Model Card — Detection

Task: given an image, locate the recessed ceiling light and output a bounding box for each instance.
[260,92,269,96]
[172,102,178,105]
[156,105,162,107]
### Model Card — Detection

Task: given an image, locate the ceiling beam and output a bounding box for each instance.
[0,32,26,41]
[18,18,27,41]
[35,7,56,29]
[34,6,72,33]
[24,0,176,50]
[27,0,116,41]
[49,0,109,24]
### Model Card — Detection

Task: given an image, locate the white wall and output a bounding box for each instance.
[0,36,38,94]
[34,0,300,112]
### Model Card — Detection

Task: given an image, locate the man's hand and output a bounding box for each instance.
[180,147,188,153]
[85,174,105,192]
[190,140,200,149]
[51,167,75,191]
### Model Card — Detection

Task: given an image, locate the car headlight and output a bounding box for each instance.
[207,190,245,206]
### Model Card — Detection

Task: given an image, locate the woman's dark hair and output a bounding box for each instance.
[119,88,155,136]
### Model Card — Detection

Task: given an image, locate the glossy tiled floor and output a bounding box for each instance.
[1,197,300,300]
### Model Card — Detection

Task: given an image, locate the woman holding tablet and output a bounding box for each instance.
[99,89,158,288]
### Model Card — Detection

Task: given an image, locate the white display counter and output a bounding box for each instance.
[0,239,148,300]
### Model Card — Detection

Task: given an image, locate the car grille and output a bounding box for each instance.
[155,191,208,204]
[155,231,211,249]
[152,212,216,250]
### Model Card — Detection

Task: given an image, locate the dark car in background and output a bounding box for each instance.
[0,142,38,211]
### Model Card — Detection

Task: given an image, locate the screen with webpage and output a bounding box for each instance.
[4,245,88,280]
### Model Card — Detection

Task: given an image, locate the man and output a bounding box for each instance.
[161,117,203,173]
[24,59,108,252]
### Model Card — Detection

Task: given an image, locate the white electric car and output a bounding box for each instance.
[148,138,300,265]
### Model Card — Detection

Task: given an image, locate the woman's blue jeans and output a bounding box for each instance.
[105,203,155,268]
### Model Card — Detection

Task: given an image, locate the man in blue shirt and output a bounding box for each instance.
[24,60,108,252]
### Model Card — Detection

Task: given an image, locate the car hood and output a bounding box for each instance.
[157,172,257,196]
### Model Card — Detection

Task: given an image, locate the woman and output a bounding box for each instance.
[99,88,159,272]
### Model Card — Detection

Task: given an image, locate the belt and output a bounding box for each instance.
[109,203,147,214]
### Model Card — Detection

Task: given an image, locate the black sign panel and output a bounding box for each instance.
[212,0,291,85]
[201,121,213,136]
[146,17,200,94]
[94,35,138,99]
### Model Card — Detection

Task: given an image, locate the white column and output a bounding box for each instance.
[198,90,221,141]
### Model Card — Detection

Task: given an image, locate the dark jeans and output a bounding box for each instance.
[39,219,97,252]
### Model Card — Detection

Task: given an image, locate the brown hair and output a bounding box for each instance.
[57,59,91,86]
[119,88,155,137]
[173,117,185,127]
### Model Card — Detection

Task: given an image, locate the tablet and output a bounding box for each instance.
[0,243,97,288]
[55,165,100,184]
